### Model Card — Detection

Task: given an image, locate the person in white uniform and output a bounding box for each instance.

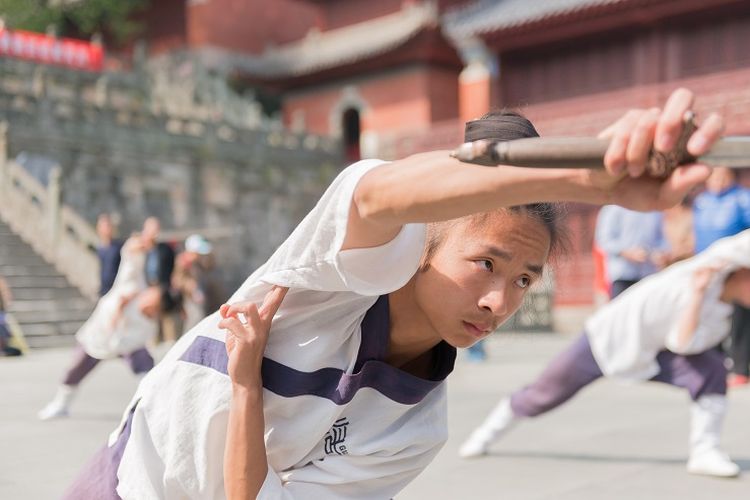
[459,230,750,477]
[62,89,724,499]
[38,219,162,420]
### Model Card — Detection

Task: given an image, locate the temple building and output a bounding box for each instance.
[140,0,750,306]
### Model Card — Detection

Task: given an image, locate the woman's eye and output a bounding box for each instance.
[515,276,531,289]
[478,260,493,271]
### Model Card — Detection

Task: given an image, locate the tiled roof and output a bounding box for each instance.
[197,2,438,79]
[444,0,631,39]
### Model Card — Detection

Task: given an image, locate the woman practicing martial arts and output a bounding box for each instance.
[460,230,750,478]
[38,220,162,420]
[64,88,723,499]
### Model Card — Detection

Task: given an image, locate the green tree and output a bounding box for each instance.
[0,0,150,46]
[0,1,61,34]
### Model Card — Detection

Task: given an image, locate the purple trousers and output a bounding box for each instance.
[511,333,727,418]
[62,345,154,386]
[62,407,135,500]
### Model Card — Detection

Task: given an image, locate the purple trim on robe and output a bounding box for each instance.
[179,333,229,374]
[178,296,456,406]
[62,404,137,500]
[353,295,390,371]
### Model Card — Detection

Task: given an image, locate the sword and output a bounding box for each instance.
[451,116,750,175]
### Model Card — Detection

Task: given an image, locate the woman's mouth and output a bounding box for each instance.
[463,321,490,338]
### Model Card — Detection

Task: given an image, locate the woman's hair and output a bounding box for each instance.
[422,110,569,267]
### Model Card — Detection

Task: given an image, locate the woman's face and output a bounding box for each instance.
[413,212,551,348]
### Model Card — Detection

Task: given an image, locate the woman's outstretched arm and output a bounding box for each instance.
[344,88,723,251]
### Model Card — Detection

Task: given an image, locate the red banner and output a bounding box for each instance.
[0,28,104,72]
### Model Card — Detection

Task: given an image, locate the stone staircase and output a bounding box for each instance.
[0,220,94,348]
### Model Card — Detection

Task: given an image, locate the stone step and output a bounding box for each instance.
[0,264,66,278]
[11,308,92,324]
[0,234,28,244]
[9,297,92,312]
[21,320,84,340]
[3,275,74,288]
[0,253,52,266]
[0,220,95,349]
[0,237,46,247]
[0,236,44,245]
[23,333,78,349]
[8,287,87,300]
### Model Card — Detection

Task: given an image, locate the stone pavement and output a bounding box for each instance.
[1,333,748,499]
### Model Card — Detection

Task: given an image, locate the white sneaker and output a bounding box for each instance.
[459,398,518,459]
[459,428,493,458]
[37,385,75,421]
[687,448,740,478]
[37,400,70,420]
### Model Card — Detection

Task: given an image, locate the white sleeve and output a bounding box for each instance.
[256,444,441,500]
[247,159,426,297]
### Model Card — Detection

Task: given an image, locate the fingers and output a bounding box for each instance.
[603,88,722,182]
[259,286,288,322]
[223,301,261,325]
[220,302,261,342]
[625,108,660,177]
[218,315,253,340]
[219,303,231,318]
[219,285,289,338]
[222,286,288,321]
[687,112,724,156]
[655,88,694,152]
[603,110,642,175]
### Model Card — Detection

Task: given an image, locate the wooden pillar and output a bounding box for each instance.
[456,38,498,123]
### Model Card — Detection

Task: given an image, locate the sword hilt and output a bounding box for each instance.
[452,112,698,177]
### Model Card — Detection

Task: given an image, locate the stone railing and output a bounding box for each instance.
[0,122,100,300]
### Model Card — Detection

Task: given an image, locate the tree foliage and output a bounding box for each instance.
[0,0,150,46]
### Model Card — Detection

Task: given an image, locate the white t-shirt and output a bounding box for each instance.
[586,229,750,381]
[113,160,455,499]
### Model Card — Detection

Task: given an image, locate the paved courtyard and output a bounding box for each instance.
[1,332,748,499]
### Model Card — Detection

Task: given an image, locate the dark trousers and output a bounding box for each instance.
[510,333,727,418]
[730,304,750,377]
[62,345,154,386]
